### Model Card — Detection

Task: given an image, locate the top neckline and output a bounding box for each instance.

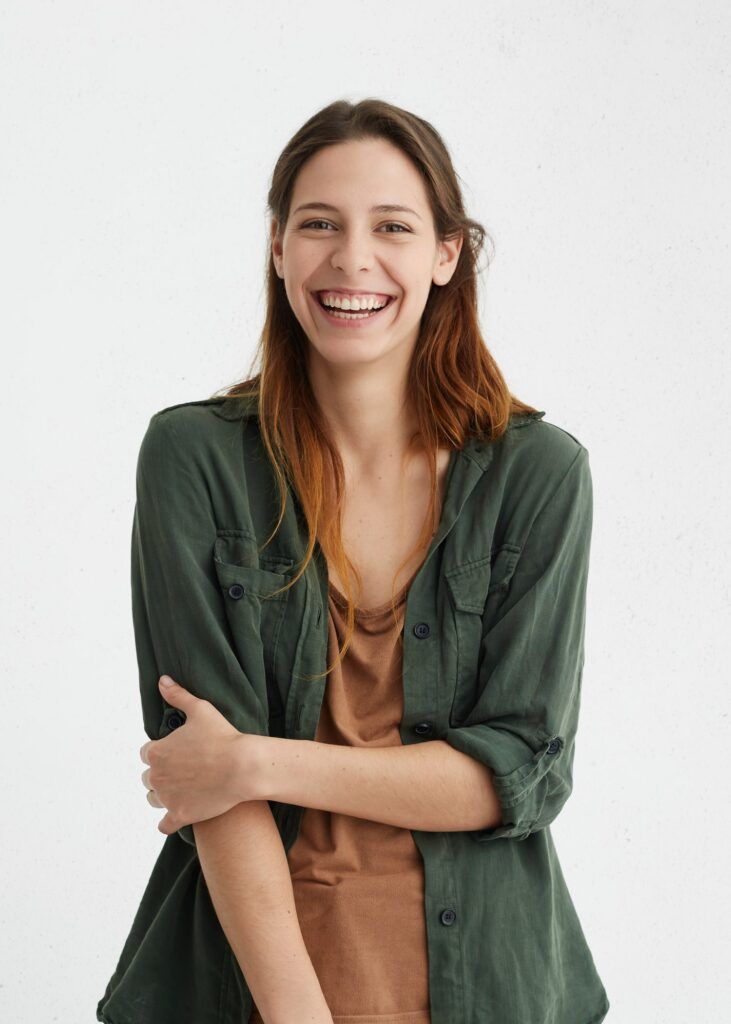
[328,565,421,618]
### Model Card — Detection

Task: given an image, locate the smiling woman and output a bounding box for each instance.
[96,97,610,1024]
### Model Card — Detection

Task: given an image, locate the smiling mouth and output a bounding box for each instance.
[312,292,396,322]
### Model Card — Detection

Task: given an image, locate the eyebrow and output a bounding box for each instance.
[291,202,422,222]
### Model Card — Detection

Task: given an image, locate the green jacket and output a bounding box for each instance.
[97,394,610,1024]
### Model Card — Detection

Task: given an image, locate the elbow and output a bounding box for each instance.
[474,764,504,831]
[468,768,573,842]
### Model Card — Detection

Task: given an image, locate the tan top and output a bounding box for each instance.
[249,570,431,1024]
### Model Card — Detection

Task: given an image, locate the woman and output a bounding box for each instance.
[97,98,610,1024]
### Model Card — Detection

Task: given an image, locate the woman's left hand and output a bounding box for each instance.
[139,675,265,837]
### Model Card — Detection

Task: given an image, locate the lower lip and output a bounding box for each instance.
[309,292,396,329]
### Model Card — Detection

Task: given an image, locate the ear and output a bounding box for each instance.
[271,218,284,278]
[433,230,464,287]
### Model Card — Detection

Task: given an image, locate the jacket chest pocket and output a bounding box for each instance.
[213,531,294,732]
[445,545,521,724]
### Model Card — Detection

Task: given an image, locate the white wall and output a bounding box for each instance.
[1,1,728,1021]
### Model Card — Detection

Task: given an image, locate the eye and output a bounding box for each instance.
[299,220,412,233]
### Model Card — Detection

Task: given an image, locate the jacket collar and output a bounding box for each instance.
[210,393,259,421]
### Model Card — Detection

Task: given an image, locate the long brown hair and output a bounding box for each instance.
[211,97,541,681]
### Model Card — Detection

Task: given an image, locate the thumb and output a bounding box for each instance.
[158,675,194,709]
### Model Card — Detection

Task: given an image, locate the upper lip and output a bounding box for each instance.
[313,288,395,300]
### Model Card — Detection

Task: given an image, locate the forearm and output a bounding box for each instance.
[193,800,332,1024]
[255,738,503,832]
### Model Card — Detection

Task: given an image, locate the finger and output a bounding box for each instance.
[139,740,153,764]
[146,789,163,809]
[158,675,197,712]
[158,814,175,836]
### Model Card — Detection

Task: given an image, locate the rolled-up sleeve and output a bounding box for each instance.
[131,411,269,847]
[443,445,593,841]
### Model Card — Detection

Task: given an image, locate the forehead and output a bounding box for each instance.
[290,139,429,214]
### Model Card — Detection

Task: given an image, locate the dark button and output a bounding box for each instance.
[413,721,434,737]
[167,712,185,731]
[413,621,431,639]
[440,909,457,926]
[546,738,561,754]
[228,583,245,600]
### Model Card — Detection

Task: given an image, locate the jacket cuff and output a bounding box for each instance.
[443,723,564,841]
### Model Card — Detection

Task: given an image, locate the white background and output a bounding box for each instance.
[1,1,729,1021]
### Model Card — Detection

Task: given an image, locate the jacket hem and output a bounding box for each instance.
[584,995,611,1023]
[95,997,609,1024]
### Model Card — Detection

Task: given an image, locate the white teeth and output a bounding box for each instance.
[318,293,389,311]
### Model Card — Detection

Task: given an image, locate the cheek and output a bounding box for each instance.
[395,253,435,296]
[282,280,299,313]
[398,275,433,317]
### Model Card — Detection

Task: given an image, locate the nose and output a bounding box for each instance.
[329,229,377,275]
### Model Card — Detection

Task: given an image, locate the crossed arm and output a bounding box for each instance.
[248,734,503,833]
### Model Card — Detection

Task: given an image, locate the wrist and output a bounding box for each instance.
[235,732,274,803]
[246,735,308,805]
